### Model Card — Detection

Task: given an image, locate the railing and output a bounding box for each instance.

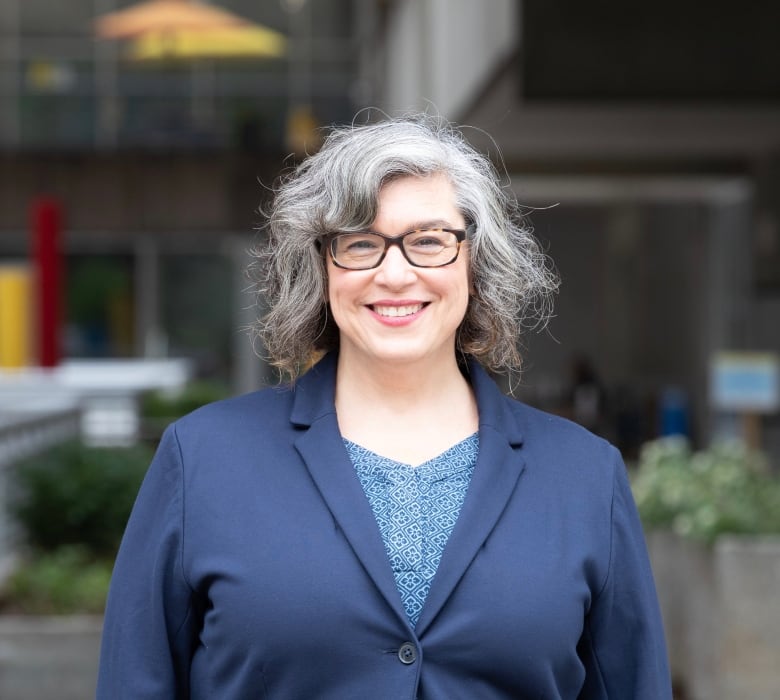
[0,407,81,581]
[0,358,192,580]
[0,408,81,467]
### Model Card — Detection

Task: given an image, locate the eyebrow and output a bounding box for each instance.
[371,219,463,234]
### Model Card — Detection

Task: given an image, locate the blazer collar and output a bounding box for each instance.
[290,352,525,446]
[289,352,340,427]
[290,353,527,637]
[463,359,524,448]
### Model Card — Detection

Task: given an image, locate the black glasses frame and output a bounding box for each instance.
[325,223,474,270]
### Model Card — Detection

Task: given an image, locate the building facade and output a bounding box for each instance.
[1,0,779,458]
[367,0,780,457]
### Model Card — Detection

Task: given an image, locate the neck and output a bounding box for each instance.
[333,347,479,466]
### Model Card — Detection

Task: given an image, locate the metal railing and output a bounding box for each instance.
[0,407,81,580]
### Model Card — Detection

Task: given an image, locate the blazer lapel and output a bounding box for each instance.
[415,362,526,636]
[291,355,412,631]
[289,355,526,638]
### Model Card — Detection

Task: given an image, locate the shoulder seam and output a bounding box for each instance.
[593,446,620,601]
[170,424,196,598]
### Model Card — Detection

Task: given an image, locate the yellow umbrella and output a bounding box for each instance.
[95,0,251,39]
[93,0,287,135]
[94,0,286,59]
[128,24,286,61]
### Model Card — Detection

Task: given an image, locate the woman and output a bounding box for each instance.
[97,115,672,699]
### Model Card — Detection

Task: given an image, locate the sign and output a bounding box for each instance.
[710,352,780,413]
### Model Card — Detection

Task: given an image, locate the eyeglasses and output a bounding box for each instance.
[326,224,473,270]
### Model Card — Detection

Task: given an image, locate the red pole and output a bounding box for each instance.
[31,197,63,368]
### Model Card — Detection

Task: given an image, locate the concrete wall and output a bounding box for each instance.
[648,532,780,700]
[381,0,517,117]
[0,615,101,700]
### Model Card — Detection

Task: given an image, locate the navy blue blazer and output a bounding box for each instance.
[97,354,672,699]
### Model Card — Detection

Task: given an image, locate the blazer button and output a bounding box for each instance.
[398,642,417,664]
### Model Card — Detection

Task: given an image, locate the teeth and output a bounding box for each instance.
[373,304,423,317]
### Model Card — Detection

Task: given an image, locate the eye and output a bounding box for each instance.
[407,229,447,249]
[344,236,381,252]
[334,233,383,258]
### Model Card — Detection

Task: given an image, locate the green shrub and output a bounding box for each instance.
[632,437,780,543]
[12,440,152,557]
[1,546,112,614]
[140,380,230,439]
[141,380,229,419]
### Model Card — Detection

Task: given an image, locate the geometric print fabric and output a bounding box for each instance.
[344,433,478,628]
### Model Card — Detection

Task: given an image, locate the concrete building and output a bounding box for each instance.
[2,0,779,459]
[362,0,780,459]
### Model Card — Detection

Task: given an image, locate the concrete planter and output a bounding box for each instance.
[0,614,102,700]
[647,531,780,700]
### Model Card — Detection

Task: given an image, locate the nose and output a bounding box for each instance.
[374,244,416,287]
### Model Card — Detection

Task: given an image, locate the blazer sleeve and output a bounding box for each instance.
[578,447,673,699]
[96,424,197,699]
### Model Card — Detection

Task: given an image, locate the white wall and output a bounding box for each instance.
[382,0,517,119]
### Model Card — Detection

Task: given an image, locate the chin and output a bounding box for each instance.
[368,344,453,368]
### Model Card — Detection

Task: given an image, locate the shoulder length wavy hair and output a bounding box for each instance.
[250,113,559,381]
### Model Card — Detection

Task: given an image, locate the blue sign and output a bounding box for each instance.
[711,353,780,412]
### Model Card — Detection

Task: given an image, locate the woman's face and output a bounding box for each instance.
[327,173,470,371]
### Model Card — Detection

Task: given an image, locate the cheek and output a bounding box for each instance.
[458,287,471,321]
[455,262,472,306]
[326,277,342,320]
[326,261,344,306]
[326,272,335,305]
[326,268,362,324]
[459,275,474,325]
[443,273,471,329]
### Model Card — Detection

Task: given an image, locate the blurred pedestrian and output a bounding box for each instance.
[568,354,608,435]
[97,114,672,699]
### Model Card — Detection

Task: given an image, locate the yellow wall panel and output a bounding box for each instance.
[0,265,32,368]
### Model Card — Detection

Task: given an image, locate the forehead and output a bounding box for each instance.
[373,174,463,230]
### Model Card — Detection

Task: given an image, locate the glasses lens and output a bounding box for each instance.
[331,233,385,269]
[330,229,461,269]
[403,229,458,266]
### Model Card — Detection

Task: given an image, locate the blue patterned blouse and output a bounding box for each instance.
[343,433,479,628]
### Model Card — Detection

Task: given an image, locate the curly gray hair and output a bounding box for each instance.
[250,113,558,380]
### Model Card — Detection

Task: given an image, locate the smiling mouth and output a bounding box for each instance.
[370,303,426,318]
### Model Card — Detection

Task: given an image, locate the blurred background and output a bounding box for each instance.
[0,1,779,698]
